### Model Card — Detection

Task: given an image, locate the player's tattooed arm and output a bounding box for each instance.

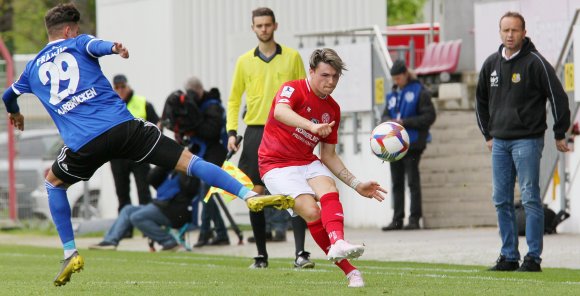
[338,167,361,190]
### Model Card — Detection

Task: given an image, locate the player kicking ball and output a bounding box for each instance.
[252,48,387,288]
[1,3,291,286]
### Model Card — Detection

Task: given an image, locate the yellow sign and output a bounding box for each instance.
[375,77,385,105]
[565,63,574,91]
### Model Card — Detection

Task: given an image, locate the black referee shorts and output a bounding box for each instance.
[239,125,265,186]
[52,119,184,185]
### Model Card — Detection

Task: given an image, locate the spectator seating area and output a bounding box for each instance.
[415,39,462,76]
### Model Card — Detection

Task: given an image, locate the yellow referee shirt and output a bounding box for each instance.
[226,44,306,133]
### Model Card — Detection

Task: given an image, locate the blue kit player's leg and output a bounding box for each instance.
[186,155,253,199]
[46,181,84,286]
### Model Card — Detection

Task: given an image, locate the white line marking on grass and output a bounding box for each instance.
[362,265,481,273]
[309,261,480,273]
[0,252,54,259]
[362,270,580,286]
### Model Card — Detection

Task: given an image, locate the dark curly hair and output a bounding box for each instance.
[44,3,80,35]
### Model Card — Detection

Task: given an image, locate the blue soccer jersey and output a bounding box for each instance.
[4,34,134,151]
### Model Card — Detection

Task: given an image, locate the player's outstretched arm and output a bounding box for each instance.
[320,143,386,202]
[112,42,129,58]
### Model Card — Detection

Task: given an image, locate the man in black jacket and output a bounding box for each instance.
[476,11,570,272]
[381,60,436,231]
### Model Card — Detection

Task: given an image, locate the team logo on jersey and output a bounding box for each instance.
[511,73,521,83]
[388,95,397,110]
[322,113,330,123]
[307,107,311,112]
[281,86,295,98]
[490,70,499,87]
[404,91,415,103]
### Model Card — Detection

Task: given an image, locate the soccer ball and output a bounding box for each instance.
[369,122,410,162]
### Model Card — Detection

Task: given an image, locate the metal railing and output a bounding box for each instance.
[296,26,434,70]
[543,8,580,210]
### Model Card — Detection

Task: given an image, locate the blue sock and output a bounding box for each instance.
[46,181,75,250]
[187,155,245,198]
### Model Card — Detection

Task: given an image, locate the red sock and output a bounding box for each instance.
[307,219,331,254]
[335,259,357,275]
[307,219,356,275]
[320,192,344,244]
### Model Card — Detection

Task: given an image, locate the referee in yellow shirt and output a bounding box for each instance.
[226,7,312,269]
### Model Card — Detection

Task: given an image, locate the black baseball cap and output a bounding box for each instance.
[390,60,408,76]
[113,74,128,84]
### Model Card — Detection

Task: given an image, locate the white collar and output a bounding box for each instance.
[502,47,520,60]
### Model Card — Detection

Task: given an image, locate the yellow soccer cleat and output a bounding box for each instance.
[246,194,295,212]
[53,251,84,287]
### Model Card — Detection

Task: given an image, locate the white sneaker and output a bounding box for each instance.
[346,269,365,288]
[327,239,365,262]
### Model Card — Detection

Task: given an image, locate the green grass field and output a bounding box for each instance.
[1,245,580,296]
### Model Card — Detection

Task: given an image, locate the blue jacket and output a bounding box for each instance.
[382,80,436,151]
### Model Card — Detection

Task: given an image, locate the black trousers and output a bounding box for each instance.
[111,158,152,212]
[390,149,424,223]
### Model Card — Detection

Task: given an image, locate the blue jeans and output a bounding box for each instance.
[264,207,290,234]
[104,204,176,248]
[492,137,544,262]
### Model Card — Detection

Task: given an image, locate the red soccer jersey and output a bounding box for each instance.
[258,79,341,177]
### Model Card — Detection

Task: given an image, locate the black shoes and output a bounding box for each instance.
[193,239,209,248]
[208,237,230,246]
[194,237,229,247]
[516,256,542,272]
[403,221,421,230]
[249,255,268,268]
[294,251,315,269]
[381,221,403,231]
[193,232,214,248]
[488,255,519,271]
[382,219,421,231]
[488,255,542,272]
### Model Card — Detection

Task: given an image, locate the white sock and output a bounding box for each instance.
[243,191,258,200]
[64,249,77,259]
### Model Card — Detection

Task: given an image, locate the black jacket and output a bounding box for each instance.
[187,88,227,166]
[476,37,570,140]
[148,166,199,228]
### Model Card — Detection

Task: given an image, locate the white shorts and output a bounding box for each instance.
[262,160,334,200]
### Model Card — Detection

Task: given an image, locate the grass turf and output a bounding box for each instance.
[1,245,580,295]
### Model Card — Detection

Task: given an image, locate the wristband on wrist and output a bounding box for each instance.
[349,178,361,190]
